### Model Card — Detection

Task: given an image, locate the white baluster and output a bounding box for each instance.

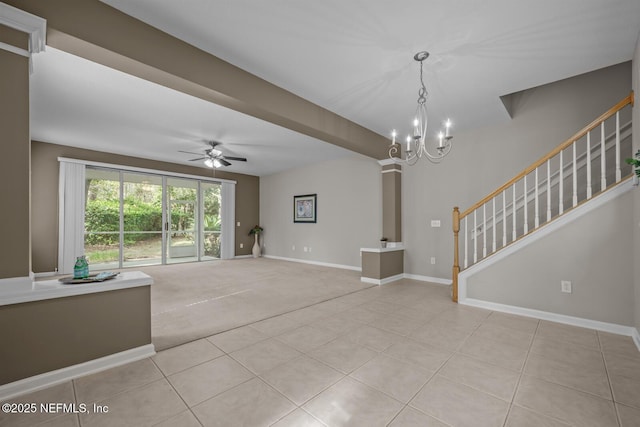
[534,167,539,228]
[572,141,578,207]
[601,122,606,191]
[546,160,551,221]
[492,198,496,252]
[502,190,507,247]
[616,111,621,183]
[473,210,477,263]
[482,203,487,258]
[512,184,516,242]
[559,150,564,215]
[523,175,528,234]
[587,132,592,199]
[464,216,468,268]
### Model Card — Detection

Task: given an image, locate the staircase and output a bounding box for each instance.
[451,92,635,302]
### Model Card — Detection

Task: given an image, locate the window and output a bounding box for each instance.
[75,164,228,271]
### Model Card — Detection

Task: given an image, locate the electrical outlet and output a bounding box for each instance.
[431,220,441,227]
[561,280,572,293]
[240,243,243,249]
[430,257,436,264]
[292,245,295,251]
[304,246,308,252]
[308,247,312,252]
[237,221,240,227]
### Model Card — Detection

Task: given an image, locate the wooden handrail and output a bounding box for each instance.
[460,91,634,218]
[452,207,460,302]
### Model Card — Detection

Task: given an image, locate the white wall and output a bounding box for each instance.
[466,190,635,326]
[260,154,381,268]
[403,62,632,279]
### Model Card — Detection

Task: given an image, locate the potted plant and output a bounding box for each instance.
[625,149,640,185]
[380,237,388,248]
[249,225,263,258]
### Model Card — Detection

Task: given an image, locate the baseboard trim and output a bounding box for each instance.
[234,255,253,259]
[263,255,360,272]
[461,298,639,345]
[361,274,404,285]
[633,328,640,352]
[0,344,156,401]
[403,274,452,285]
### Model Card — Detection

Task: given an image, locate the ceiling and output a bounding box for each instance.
[30,0,640,176]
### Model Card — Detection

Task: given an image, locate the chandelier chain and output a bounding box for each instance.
[417,59,428,105]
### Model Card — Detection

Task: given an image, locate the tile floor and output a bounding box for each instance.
[3,278,640,427]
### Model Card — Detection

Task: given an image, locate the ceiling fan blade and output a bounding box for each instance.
[179,150,204,156]
[189,157,206,161]
[223,156,247,162]
[219,158,232,167]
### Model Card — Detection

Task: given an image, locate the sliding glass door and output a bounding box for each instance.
[166,178,198,264]
[84,167,223,270]
[85,168,121,269]
[122,173,163,268]
[201,182,222,259]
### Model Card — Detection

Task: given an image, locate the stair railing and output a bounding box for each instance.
[452,92,634,302]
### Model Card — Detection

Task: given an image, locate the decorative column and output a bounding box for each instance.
[380,159,402,242]
[360,159,403,285]
[0,4,45,290]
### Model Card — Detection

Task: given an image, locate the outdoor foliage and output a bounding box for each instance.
[84,174,222,256]
[85,199,163,245]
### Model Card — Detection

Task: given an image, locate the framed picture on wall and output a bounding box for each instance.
[293,194,317,223]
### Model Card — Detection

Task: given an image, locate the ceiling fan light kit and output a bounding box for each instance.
[389,51,454,165]
[179,141,247,168]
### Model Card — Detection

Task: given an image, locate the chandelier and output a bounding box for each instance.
[389,51,453,165]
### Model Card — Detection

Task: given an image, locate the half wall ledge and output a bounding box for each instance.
[0,271,154,396]
[361,245,404,285]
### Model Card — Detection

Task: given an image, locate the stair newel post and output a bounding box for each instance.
[452,207,460,303]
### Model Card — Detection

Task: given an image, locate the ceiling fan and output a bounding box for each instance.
[179,141,247,168]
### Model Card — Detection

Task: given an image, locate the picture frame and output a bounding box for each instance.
[293,194,317,223]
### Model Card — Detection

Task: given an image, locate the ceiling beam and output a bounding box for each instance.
[7,0,389,160]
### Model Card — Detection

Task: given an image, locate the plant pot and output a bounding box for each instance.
[252,234,261,258]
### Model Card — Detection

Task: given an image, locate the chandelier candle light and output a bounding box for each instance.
[390,51,453,165]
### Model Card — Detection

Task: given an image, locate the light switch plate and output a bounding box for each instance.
[561,280,572,293]
[431,220,441,227]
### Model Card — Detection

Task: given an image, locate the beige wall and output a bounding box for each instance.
[259,155,381,268]
[382,165,402,242]
[31,141,259,272]
[466,190,634,326]
[633,32,640,333]
[0,286,151,385]
[403,62,633,279]
[0,26,31,280]
[362,251,404,280]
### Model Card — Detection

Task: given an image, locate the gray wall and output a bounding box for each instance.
[403,62,632,279]
[466,190,634,326]
[260,154,381,268]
